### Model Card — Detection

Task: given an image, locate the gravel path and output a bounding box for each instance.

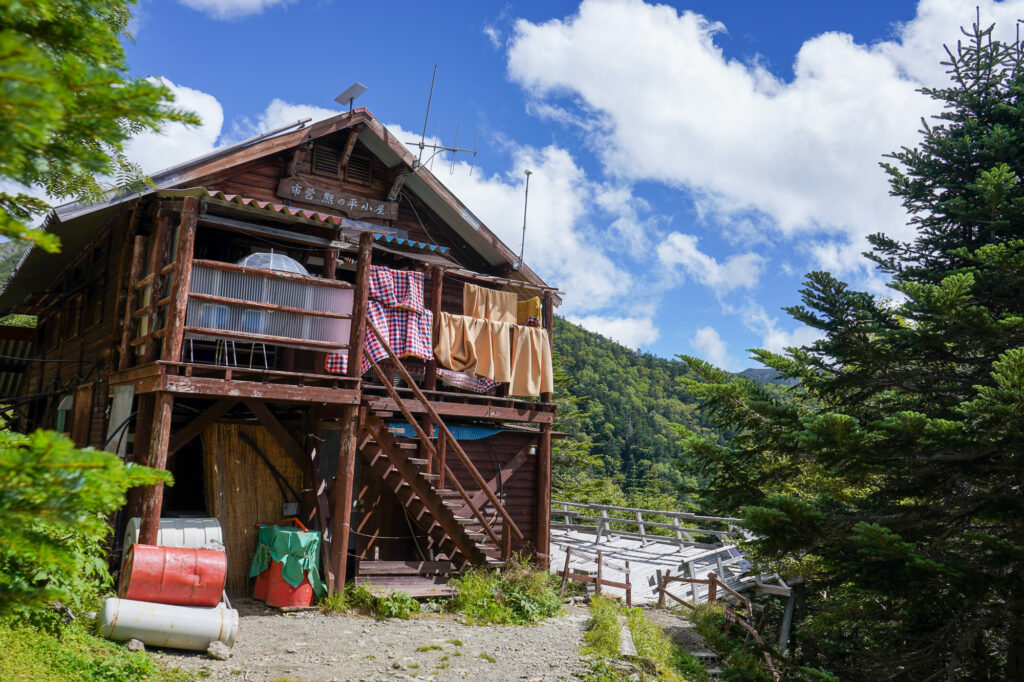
[155,598,590,681]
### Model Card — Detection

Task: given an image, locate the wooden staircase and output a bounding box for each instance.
[352,321,523,594]
[359,410,502,568]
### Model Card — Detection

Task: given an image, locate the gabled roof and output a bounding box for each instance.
[1,108,555,310]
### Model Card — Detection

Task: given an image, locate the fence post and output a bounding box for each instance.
[595,510,608,544]
[595,550,603,597]
[635,510,647,546]
[708,571,718,604]
[658,569,669,609]
[559,549,571,595]
[624,560,632,607]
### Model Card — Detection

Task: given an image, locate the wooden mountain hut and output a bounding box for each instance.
[0,108,559,596]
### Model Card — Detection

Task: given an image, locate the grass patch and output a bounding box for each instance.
[583,596,708,682]
[338,584,421,620]
[0,619,193,681]
[478,652,497,663]
[446,638,463,646]
[318,590,347,614]
[416,644,443,652]
[447,557,561,625]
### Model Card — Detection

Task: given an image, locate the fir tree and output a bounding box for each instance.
[682,19,1024,680]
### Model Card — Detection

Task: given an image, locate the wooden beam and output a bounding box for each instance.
[535,291,555,566]
[366,396,556,423]
[118,236,146,370]
[453,443,531,518]
[125,392,155,520]
[162,195,198,363]
[138,392,174,544]
[242,399,312,477]
[167,399,236,458]
[142,213,174,363]
[339,125,362,168]
[159,375,359,404]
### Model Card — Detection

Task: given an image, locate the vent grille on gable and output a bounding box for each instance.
[345,154,373,186]
[312,146,340,177]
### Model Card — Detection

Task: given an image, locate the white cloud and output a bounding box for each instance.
[123,78,224,175]
[567,315,660,349]
[738,301,822,353]
[506,0,1024,275]
[657,232,764,293]
[227,98,339,143]
[177,0,294,20]
[690,326,735,369]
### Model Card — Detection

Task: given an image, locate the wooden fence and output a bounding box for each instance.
[657,571,781,681]
[551,500,744,548]
[556,546,632,606]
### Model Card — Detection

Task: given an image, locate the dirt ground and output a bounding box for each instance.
[154,598,592,682]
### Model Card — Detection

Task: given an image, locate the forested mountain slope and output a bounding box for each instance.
[551,316,720,506]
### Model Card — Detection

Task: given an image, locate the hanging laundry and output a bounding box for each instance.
[367,265,425,314]
[327,265,431,376]
[436,368,500,393]
[463,282,517,324]
[510,325,553,397]
[433,312,511,383]
[517,296,542,327]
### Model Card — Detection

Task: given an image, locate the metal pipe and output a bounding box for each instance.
[517,169,532,270]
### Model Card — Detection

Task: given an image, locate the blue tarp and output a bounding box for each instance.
[386,421,501,440]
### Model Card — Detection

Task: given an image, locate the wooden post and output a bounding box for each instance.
[534,290,554,568]
[636,510,647,546]
[328,232,372,594]
[118,236,146,370]
[595,550,603,598]
[502,519,513,561]
[658,569,667,609]
[125,392,154,519]
[138,392,173,545]
[559,549,571,595]
[436,432,446,489]
[142,212,173,363]
[624,561,632,607]
[162,196,198,363]
[708,571,718,605]
[419,266,442,472]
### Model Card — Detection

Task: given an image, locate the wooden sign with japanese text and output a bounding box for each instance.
[276,177,398,221]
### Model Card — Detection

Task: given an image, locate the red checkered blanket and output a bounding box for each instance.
[368,265,425,314]
[325,300,433,375]
[436,368,499,393]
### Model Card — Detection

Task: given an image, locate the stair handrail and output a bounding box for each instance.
[364,321,524,542]
[362,408,501,548]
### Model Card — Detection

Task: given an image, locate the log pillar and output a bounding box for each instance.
[161,195,198,363]
[125,392,155,520]
[535,291,555,567]
[138,392,174,545]
[329,231,373,592]
[420,266,443,471]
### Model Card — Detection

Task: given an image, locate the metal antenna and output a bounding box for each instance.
[334,82,368,115]
[449,126,461,175]
[516,170,533,271]
[409,66,478,172]
[417,66,438,167]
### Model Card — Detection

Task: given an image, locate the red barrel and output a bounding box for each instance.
[265,560,313,608]
[253,569,270,600]
[120,543,226,607]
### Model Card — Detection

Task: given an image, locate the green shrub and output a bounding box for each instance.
[342,584,420,620]
[689,604,772,681]
[582,596,621,658]
[0,429,170,624]
[318,590,347,614]
[447,558,562,625]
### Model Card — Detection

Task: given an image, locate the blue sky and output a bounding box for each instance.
[122,0,1024,369]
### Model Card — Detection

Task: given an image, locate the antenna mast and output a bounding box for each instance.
[410,66,478,174]
[516,169,532,270]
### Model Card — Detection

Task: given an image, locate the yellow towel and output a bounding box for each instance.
[510,326,553,397]
[463,282,517,324]
[434,312,476,374]
[517,297,542,325]
[433,312,511,382]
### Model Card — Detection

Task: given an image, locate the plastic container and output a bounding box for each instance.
[123,517,223,550]
[252,569,270,600]
[98,597,238,651]
[265,560,313,608]
[120,543,226,607]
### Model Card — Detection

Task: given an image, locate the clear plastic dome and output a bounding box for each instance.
[235,252,308,275]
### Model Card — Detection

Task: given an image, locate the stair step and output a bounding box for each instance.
[408,458,429,466]
[372,411,395,418]
[421,473,440,482]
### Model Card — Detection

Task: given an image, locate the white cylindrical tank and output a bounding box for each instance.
[98,597,238,650]
[123,517,223,550]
